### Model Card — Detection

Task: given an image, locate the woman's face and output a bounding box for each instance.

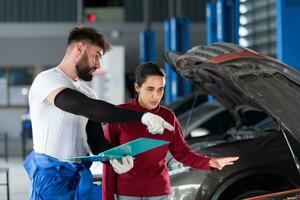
[135,75,165,110]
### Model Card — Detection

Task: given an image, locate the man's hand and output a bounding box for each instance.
[209,156,239,170]
[141,112,174,134]
[110,155,134,174]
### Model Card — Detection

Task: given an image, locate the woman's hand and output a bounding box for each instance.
[209,156,239,170]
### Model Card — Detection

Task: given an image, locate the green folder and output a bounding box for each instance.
[67,138,169,163]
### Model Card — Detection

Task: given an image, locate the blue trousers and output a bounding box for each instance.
[24,151,94,200]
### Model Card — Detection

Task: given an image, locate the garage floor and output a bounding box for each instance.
[0,137,30,200]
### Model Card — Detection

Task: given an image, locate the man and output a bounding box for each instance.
[23,27,174,200]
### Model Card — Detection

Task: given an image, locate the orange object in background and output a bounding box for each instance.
[243,188,300,200]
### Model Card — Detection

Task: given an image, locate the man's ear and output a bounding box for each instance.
[134,83,140,93]
[75,42,86,56]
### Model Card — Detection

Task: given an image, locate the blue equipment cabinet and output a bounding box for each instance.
[164,17,192,104]
[276,0,300,71]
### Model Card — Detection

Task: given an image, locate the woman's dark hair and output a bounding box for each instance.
[135,62,165,86]
[68,27,111,53]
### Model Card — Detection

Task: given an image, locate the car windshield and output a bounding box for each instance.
[254,117,276,131]
[178,101,225,134]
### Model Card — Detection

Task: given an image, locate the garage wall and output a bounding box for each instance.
[0,22,206,138]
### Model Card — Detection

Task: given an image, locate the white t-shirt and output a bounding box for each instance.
[29,67,97,160]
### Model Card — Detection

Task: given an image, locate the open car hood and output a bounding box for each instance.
[164,42,300,143]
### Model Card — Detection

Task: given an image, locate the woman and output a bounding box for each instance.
[102,62,239,200]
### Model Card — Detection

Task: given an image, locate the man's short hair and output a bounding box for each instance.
[68,26,111,53]
[135,62,165,86]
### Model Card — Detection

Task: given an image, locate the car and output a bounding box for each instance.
[164,42,300,200]
[176,100,267,146]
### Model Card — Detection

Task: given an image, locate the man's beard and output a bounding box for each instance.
[76,52,93,81]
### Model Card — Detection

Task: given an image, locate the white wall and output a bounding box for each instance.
[0,108,27,138]
[91,46,125,105]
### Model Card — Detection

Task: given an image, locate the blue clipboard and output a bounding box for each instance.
[67,138,169,163]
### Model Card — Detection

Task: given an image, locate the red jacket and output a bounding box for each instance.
[102,97,211,200]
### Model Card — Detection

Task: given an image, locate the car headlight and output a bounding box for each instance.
[171,184,200,200]
[168,158,185,170]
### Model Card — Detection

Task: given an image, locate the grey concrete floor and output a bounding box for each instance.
[0,157,30,200]
[0,137,30,200]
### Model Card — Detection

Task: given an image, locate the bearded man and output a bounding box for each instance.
[23,26,174,200]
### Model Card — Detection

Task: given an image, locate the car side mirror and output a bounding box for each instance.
[190,128,210,137]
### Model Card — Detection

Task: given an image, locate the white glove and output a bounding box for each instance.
[110,155,134,174]
[141,112,175,134]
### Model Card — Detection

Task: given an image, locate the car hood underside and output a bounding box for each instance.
[165,42,300,143]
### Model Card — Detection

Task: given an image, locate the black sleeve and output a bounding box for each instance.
[85,120,112,155]
[54,88,144,123]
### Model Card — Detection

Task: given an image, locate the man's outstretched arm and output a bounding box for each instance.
[48,88,174,134]
[54,88,143,122]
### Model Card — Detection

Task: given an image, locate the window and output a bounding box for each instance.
[239,0,276,57]
[0,67,34,107]
[84,0,124,22]
[0,69,8,105]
